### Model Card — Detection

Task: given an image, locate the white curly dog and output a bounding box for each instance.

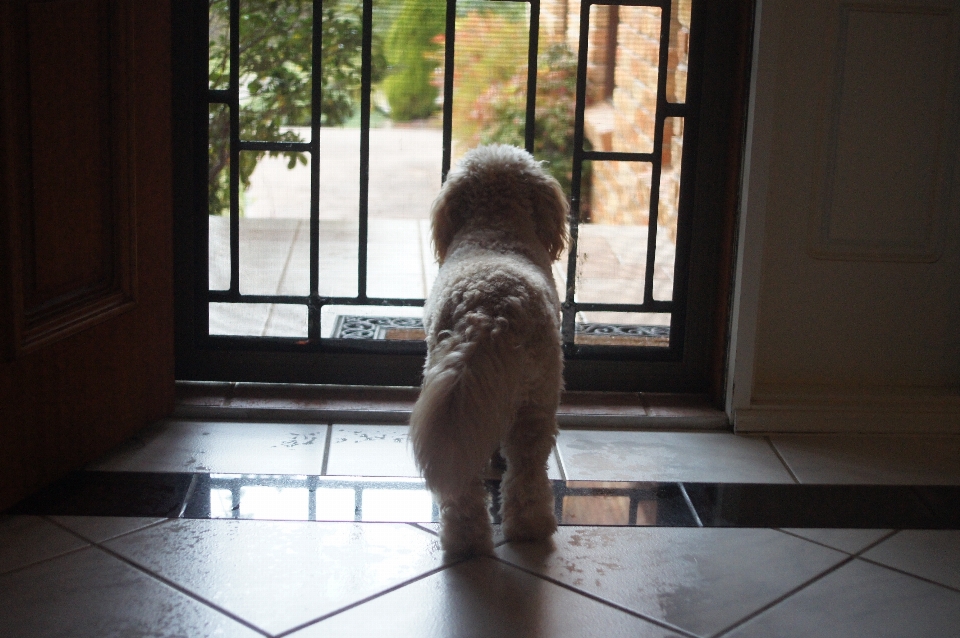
[410,144,569,556]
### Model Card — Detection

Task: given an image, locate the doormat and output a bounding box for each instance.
[332,316,670,346]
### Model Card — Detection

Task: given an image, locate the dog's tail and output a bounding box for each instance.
[410,312,523,497]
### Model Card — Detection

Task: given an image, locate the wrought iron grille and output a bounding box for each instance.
[200,0,700,358]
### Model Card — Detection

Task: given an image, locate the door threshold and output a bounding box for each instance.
[174,381,729,430]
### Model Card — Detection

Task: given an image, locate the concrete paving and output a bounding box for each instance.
[210,126,676,338]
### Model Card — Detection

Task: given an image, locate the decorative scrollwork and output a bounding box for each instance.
[333,316,670,341]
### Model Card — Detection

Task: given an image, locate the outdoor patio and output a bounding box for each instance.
[209,127,676,339]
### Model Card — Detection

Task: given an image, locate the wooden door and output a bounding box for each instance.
[0,0,174,510]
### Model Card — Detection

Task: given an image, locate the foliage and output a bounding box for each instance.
[442,11,528,146]
[208,0,380,216]
[382,0,446,121]
[456,38,584,200]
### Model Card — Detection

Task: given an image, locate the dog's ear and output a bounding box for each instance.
[430,173,460,263]
[531,172,570,261]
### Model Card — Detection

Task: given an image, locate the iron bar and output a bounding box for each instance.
[239,140,312,153]
[201,0,696,357]
[562,0,594,347]
[208,88,230,103]
[662,101,687,115]
[582,150,656,162]
[309,0,324,340]
[524,0,541,154]
[228,0,240,296]
[208,291,428,307]
[575,301,672,313]
[205,294,669,314]
[441,0,457,181]
[357,0,375,300]
[642,0,672,306]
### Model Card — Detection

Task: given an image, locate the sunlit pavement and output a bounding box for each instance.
[210,126,676,338]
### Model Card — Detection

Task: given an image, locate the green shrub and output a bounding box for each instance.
[208,0,375,216]
[382,0,446,121]
[458,41,586,208]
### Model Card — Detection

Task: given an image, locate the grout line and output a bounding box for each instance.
[407,522,438,537]
[857,554,960,595]
[552,445,567,481]
[0,542,92,578]
[45,515,173,546]
[772,528,866,554]
[677,483,704,527]
[710,554,858,638]
[272,560,465,637]
[320,423,333,476]
[851,529,899,556]
[491,554,701,638]
[730,528,960,628]
[79,540,273,637]
[766,436,801,484]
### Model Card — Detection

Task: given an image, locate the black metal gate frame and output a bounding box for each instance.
[201,0,699,361]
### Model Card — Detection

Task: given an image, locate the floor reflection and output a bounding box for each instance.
[11,471,960,528]
[188,475,697,526]
[194,475,440,523]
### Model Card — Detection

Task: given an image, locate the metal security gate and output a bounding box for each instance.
[173,0,752,392]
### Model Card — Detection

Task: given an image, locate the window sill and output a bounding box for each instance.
[173,381,729,430]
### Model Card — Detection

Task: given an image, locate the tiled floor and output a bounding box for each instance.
[3,419,960,637]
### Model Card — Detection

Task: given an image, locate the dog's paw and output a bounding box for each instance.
[440,528,494,558]
[502,511,557,543]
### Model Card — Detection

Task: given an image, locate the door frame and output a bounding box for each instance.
[173,0,755,398]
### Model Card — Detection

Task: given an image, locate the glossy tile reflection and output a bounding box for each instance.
[558,481,696,527]
[0,545,264,638]
[298,556,679,638]
[496,526,847,637]
[10,472,960,529]
[104,519,445,636]
[724,558,960,638]
[6,414,960,637]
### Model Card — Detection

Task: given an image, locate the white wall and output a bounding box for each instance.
[728,0,960,432]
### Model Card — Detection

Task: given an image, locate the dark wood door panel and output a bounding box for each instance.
[4,0,136,356]
[0,0,173,511]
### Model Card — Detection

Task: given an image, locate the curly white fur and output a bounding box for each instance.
[410,144,569,556]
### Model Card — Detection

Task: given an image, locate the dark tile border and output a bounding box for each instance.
[7,471,960,529]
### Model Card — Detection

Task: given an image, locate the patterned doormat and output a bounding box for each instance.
[332,316,670,346]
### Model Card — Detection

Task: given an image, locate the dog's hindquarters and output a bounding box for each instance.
[410,307,528,555]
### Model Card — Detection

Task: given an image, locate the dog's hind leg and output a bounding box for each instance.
[500,404,558,543]
[438,478,493,556]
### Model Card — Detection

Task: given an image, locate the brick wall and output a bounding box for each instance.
[540,0,690,238]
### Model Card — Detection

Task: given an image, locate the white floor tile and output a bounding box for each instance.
[325,424,565,480]
[496,526,845,637]
[103,518,444,636]
[326,425,419,477]
[779,529,892,554]
[89,420,329,475]
[769,435,960,484]
[556,431,794,482]
[49,516,166,544]
[291,556,677,638]
[862,530,960,590]
[0,516,87,575]
[725,558,960,638]
[0,547,260,637]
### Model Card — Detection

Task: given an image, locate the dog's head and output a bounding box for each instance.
[431,144,570,263]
